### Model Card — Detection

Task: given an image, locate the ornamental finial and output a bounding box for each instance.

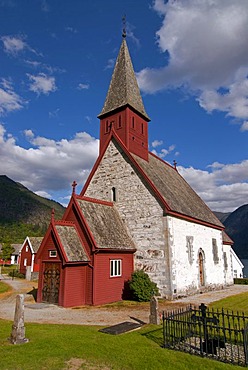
[122,15,126,38]
[72,180,77,194]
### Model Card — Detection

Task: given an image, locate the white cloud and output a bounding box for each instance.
[27,73,57,95]
[151,141,176,158]
[78,83,89,90]
[105,58,115,70]
[1,35,26,55]
[152,139,163,148]
[137,0,248,127]
[1,35,40,56]
[178,160,248,212]
[0,124,99,202]
[0,78,25,115]
[65,26,78,34]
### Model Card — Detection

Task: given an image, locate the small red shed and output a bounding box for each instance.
[19,236,43,276]
[36,196,136,307]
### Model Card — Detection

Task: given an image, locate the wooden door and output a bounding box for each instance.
[42,263,60,304]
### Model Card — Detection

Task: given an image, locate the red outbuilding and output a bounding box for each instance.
[19,236,43,276]
[36,197,135,307]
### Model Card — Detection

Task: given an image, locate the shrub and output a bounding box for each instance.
[234,278,248,285]
[8,270,25,279]
[129,270,159,302]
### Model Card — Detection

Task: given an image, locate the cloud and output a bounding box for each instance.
[65,26,78,34]
[78,83,89,90]
[151,141,176,158]
[1,35,40,56]
[179,160,248,212]
[0,123,246,212]
[105,58,115,70]
[27,73,57,95]
[0,78,25,115]
[137,0,248,127]
[151,139,163,148]
[0,124,99,202]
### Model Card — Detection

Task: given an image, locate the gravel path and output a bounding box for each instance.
[1,276,248,326]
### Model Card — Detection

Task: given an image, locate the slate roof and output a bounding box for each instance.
[11,244,22,255]
[55,224,89,262]
[222,231,233,244]
[76,198,136,250]
[98,39,150,121]
[28,237,43,253]
[132,152,223,228]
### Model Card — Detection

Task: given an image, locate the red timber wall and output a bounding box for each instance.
[19,241,32,275]
[100,107,149,161]
[93,252,134,305]
[62,265,87,307]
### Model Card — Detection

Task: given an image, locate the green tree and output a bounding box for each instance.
[0,243,14,262]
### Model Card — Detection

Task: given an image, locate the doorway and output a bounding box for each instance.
[42,263,60,304]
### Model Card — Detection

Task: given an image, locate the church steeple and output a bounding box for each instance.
[98,38,149,121]
[98,36,150,161]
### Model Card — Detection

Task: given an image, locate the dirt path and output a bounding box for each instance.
[1,276,248,326]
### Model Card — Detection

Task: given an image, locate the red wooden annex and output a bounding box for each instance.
[35,196,135,307]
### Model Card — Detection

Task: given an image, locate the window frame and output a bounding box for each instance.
[49,250,57,258]
[110,259,122,277]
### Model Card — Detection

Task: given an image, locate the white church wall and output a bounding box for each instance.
[166,216,228,297]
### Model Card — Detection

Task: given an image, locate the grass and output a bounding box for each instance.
[0,319,243,370]
[0,281,11,294]
[0,293,248,369]
[210,292,248,314]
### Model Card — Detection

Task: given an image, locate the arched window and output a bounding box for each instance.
[111,187,117,202]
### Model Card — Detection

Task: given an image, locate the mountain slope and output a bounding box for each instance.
[223,204,248,259]
[0,175,65,243]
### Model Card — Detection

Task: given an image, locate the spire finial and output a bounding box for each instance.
[173,160,177,170]
[122,15,126,38]
[72,180,77,194]
[51,208,55,222]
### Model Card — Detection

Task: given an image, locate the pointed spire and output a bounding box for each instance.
[98,38,150,121]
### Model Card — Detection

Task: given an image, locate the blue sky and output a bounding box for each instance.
[0,0,248,213]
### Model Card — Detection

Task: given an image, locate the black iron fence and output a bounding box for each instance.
[163,303,248,367]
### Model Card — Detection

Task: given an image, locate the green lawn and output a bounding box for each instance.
[0,281,11,294]
[0,293,248,370]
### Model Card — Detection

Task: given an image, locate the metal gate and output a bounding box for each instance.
[42,263,60,304]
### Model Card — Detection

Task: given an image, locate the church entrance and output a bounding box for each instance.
[42,263,60,304]
[198,251,205,286]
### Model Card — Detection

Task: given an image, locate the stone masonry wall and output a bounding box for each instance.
[84,141,172,297]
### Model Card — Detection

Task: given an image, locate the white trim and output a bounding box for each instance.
[110,259,122,277]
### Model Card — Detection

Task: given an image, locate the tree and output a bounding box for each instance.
[0,243,14,263]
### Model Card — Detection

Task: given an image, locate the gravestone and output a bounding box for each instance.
[149,296,160,325]
[9,294,29,344]
[26,266,31,281]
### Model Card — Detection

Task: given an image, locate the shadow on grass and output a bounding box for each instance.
[142,326,164,347]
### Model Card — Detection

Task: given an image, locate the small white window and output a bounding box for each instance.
[110,259,122,277]
[24,258,27,266]
[26,245,28,252]
[49,250,57,258]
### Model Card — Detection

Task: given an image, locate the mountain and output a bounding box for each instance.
[213,211,231,224]
[0,175,65,243]
[223,204,248,259]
